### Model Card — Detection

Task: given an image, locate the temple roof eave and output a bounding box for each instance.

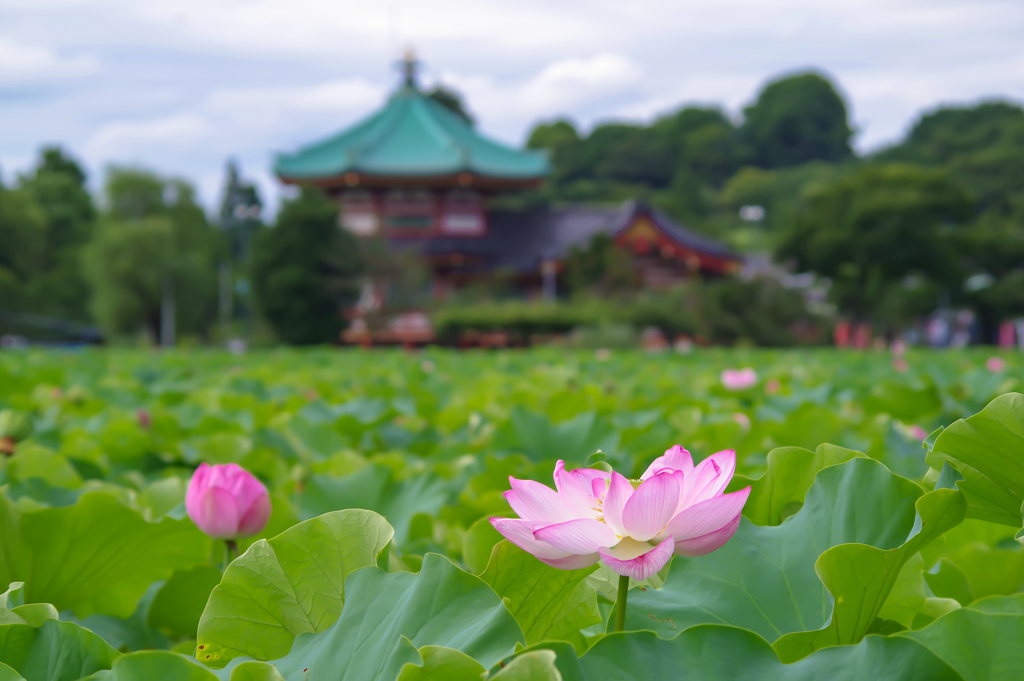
[272,78,550,185]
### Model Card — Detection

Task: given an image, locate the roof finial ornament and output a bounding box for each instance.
[400,47,419,88]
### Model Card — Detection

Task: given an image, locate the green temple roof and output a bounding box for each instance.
[275,69,550,182]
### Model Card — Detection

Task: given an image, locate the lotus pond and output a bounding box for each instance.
[0,347,1023,680]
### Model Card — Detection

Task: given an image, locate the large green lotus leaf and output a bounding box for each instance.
[927,392,1024,526]
[299,465,450,543]
[922,518,1024,600]
[626,458,922,641]
[0,619,120,681]
[0,662,23,681]
[488,649,561,680]
[0,584,56,627]
[773,487,967,662]
[769,406,846,454]
[257,554,523,681]
[531,626,959,681]
[83,651,284,680]
[62,580,170,652]
[196,509,393,668]
[480,541,600,653]
[0,491,209,618]
[148,566,224,639]
[862,380,941,422]
[896,594,1024,681]
[396,645,486,681]
[5,445,81,489]
[924,558,975,606]
[727,444,864,525]
[507,407,617,464]
[462,516,504,575]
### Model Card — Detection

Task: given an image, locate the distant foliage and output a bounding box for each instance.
[250,188,363,345]
[428,85,475,126]
[0,147,95,325]
[81,168,221,341]
[433,279,822,347]
[741,72,854,169]
[777,164,974,323]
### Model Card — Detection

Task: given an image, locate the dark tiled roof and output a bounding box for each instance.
[389,200,738,273]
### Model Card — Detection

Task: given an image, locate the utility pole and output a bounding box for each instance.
[219,261,233,333]
[542,260,557,302]
[160,274,176,347]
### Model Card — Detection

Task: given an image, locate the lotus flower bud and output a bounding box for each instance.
[0,410,33,456]
[0,410,33,442]
[186,463,271,539]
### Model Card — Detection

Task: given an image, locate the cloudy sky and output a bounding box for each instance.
[2,0,1023,215]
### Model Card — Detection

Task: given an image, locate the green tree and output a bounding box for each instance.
[654,107,741,188]
[19,147,97,321]
[250,188,362,344]
[82,168,220,341]
[428,86,474,126]
[526,119,580,151]
[878,102,1024,166]
[742,72,853,169]
[82,217,176,339]
[777,164,973,324]
[0,183,47,314]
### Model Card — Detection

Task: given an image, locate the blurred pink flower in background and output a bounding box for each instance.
[186,463,272,539]
[893,358,910,373]
[910,425,928,440]
[491,446,749,580]
[136,408,151,429]
[765,378,781,395]
[890,340,907,356]
[732,412,751,431]
[721,368,757,391]
[986,356,1007,373]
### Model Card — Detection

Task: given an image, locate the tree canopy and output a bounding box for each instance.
[741,72,853,169]
[250,188,363,345]
[81,168,220,341]
[777,164,974,323]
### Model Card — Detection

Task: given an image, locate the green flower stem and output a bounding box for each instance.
[225,539,238,566]
[614,574,629,632]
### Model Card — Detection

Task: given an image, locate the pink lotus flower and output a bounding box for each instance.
[986,356,1006,373]
[892,358,909,373]
[721,368,757,391]
[764,378,781,395]
[186,463,271,540]
[909,425,928,441]
[490,446,750,580]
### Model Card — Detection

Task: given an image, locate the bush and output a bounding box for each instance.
[431,277,827,347]
[432,301,607,343]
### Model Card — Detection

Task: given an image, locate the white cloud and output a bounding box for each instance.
[0,38,97,81]
[1,0,1024,214]
[519,54,642,112]
[85,113,215,161]
[205,78,385,136]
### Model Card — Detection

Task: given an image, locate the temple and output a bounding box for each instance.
[274,53,740,304]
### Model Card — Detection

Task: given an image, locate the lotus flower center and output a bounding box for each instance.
[604,536,657,560]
